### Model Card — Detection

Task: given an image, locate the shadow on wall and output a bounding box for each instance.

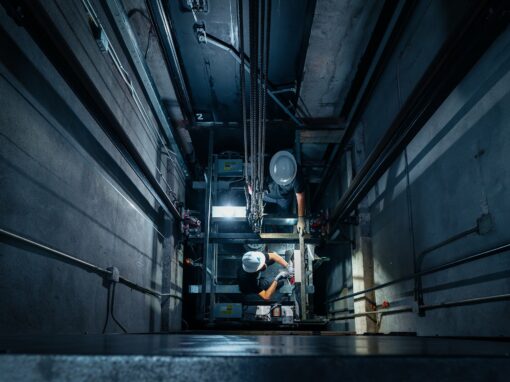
[366,29,510,336]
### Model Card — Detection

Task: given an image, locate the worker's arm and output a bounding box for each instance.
[296,191,306,218]
[258,280,278,301]
[296,192,306,233]
[258,270,290,301]
[268,251,288,268]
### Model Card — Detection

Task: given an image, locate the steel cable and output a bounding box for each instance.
[260,0,271,183]
[257,0,264,187]
[249,0,259,213]
[238,0,249,185]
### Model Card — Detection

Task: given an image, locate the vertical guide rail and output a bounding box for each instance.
[201,130,214,320]
[209,165,217,322]
[298,232,307,320]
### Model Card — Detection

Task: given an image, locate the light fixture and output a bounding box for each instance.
[211,206,246,218]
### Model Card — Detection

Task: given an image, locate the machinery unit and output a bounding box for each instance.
[216,158,244,177]
[251,304,295,324]
[213,303,243,319]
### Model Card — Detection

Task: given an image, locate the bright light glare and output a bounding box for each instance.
[212,206,246,218]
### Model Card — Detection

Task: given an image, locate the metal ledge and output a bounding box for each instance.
[188,232,321,244]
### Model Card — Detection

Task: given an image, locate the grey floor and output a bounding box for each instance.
[1,334,509,381]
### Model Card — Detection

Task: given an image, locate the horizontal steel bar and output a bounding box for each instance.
[1,228,108,275]
[189,285,240,294]
[418,226,478,262]
[211,216,298,225]
[330,307,413,321]
[326,242,510,305]
[0,228,181,300]
[421,293,510,311]
[188,232,321,244]
[329,293,510,321]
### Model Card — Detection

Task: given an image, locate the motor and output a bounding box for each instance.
[181,210,201,237]
[309,210,329,237]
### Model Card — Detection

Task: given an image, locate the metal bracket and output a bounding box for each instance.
[187,0,209,13]
[477,213,493,235]
[106,266,120,283]
[194,22,207,44]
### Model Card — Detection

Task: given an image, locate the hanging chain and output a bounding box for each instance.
[245,0,270,232]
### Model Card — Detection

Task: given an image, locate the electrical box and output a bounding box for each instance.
[213,303,243,319]
[216,159,243,177]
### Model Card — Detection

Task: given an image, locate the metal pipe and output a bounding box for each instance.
[330,307,413,321]
[414,225,478,304]
[421,293,510,311]
[326,242,510,305]
[419,226,478,260]
[0,228,108,276]
[147,0,195,123]
[329,294,510,321]
[0,228,181,300]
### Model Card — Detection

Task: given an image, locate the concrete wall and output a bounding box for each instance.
[0,0,183,334]
[315,243,354,331]
[321,1,510,336]
[368,24,510,336]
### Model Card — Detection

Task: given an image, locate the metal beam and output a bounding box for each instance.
[211,215,298,225]
[189,285,240,294]
[299,129,344,144]
[205,33,304,128]
[147,0,195,123]
[188,232,321,244]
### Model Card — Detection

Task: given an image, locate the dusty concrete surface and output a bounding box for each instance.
[0,334,509,381]
[0,0,183,334]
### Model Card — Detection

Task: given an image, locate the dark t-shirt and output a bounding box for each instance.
[265,166,305,199]
[237,252,275,294]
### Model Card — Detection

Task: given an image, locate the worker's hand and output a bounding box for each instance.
[297,216,306,235]
[286,265,294,276]
[274,270,290,282]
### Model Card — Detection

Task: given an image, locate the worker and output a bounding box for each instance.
[249,150,306,233]
[237,250,294,301]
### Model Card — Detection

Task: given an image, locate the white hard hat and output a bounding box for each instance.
[242,251,266,273]
[269,151,297,186]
